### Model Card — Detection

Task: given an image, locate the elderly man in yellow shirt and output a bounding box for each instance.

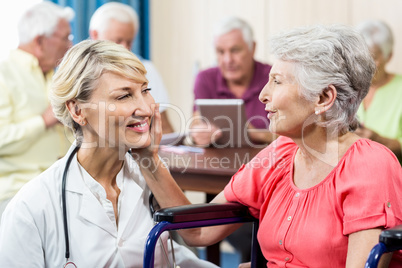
[0,2,75,217]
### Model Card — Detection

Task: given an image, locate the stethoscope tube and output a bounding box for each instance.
[61,146,159,267]
[62,146,80,260]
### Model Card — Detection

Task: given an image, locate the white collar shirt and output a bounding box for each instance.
[78,159,124,226]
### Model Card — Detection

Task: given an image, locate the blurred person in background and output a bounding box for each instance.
[355,20,402,162]
[89,2,174,134]
[189,16,276,147]
[0,1,74,218]
[189,16,275,262]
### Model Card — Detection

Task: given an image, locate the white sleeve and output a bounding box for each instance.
[0,198,45,267]
[142,60,170,112]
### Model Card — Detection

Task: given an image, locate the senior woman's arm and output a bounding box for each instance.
[138,105,242,245]
[177,192,243,247]
[140,156,241,246]
[346,228,393,268]
[140,157,241,246]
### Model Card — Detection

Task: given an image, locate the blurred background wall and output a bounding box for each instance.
[2,0,401,133]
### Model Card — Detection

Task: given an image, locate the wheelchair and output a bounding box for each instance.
[365,224,402,268]
[143,203,402,268]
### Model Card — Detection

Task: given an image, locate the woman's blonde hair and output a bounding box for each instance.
[49,40,148,141]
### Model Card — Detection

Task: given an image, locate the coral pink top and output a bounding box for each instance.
[224,136,402,267]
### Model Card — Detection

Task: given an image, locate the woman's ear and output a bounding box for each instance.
[315,85,337,115]
[66,100,86,126]
[89,29,98,40]
[251,41,256,56]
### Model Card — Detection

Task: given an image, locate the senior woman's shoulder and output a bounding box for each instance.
[345,138,401,172]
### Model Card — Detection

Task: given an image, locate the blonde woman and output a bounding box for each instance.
[0,40,216,268]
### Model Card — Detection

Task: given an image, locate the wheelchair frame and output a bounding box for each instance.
[143,202,265,268]
[143,202,402,268]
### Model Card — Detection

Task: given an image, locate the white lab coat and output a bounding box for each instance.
[0,145,217,268]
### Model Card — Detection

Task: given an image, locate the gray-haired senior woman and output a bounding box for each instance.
[0,40,217,268]
[142,24,402,267]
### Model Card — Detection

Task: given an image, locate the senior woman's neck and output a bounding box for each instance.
[293,129,359,167]
[76,146,125,184]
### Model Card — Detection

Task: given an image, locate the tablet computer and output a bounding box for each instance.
[194,99,248,148]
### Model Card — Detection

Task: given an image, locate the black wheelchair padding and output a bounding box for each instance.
[148,200,402,268]
[153,202,254,223]
[147,202,267,268]
[380,224,402,252]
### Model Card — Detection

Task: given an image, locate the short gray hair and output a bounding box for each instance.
[49,40,148,141]
[213,16,254,50]
[269,24,376,134]
[18,2,74,45]
[89,2,139,35]
[356,20,394,60]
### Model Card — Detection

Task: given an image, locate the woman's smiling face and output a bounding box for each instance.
[81,72,155,150]
[259,60,316,138]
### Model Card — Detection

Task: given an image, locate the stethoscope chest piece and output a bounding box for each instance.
[64,261,77,268]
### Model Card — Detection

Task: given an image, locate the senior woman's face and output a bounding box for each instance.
[81,72,154,149]
[259,60,315,138]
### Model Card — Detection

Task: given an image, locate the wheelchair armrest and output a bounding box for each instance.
[380,224,402,252]
[153,202,253,223]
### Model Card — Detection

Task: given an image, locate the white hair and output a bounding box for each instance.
[213,16,254,50]
[270,24,376,134]
[89,2,139,35]
[18,1,74,45]
[355,20,394,60]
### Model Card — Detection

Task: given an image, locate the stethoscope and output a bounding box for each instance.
[61,146,177,268]
[62,145,80,268]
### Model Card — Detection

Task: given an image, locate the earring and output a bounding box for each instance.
[81,120,87,126]
[315,110,320,115]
